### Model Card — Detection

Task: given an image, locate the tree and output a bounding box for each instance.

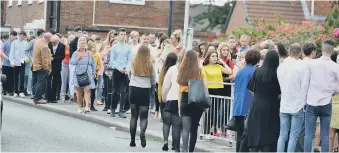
[191,1,232,32]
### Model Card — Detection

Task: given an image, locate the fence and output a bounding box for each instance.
[198,81,236,148]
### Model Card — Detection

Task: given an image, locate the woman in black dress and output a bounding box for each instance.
[246,50,281,152]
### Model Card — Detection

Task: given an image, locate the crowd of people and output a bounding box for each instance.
[1,26,339,152]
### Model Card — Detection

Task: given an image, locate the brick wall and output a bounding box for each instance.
[58,1,185,36]
[5,1,45,30]
[307,1,332,15]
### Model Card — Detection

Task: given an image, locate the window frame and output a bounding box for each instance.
[108,0,145,6]
[38,0,44,4]
[7,0,13,7]
[17,0,22,6]
[28,0,33,5]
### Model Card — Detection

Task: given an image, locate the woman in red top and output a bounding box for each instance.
[60,37,72,103]
[217,43,234,70]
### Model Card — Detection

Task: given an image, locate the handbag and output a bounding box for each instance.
[76,52,91,87]
[188,80,211,109]
[225,117,237,131]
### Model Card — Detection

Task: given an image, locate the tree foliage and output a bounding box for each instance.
[192,2,232,32]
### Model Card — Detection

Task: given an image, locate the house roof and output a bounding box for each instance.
[244,0,305,25]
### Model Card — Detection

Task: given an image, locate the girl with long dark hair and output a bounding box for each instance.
[159,52,179,151]
[246,50,281,152]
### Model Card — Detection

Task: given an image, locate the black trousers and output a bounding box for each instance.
[13,64,25,94]
[33,69,49,101]
[2,66,14,94]
[105,74,114,110]
[47,71,61,101]
[112,69,128,112]
[234,116,245,152]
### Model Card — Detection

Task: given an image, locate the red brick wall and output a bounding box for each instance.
[58,1,185,36]
[307,1,332,15]
[5,1,45,30]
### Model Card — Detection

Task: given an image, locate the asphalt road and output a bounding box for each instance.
[1,101,165,152]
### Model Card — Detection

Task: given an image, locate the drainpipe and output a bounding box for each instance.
[56,1,61,33]
[167,1,173,36]
[49,1,54,30]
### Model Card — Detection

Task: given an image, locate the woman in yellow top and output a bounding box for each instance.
[87,38,101,111]
[177,50,208,152]
[202,50,232,137]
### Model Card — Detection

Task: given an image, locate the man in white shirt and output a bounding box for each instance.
[302,40,339,152]
[141,33,158,113]
[9,31,28,98]
[277,43,305,152]
[130,31,141,59]
[302,43,322,152]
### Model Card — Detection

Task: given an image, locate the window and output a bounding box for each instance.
[38,0,44,4]
[28,0,33,5]
[109,0,145,5]
[7,0,12,7]
[17,0,22,6]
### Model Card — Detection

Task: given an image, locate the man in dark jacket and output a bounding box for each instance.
[47,35,65,103]
[69,26,82,57]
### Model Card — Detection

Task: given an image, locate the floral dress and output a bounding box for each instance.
[70,51,96,89]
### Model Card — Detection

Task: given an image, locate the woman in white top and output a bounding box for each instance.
[128,45,156,148]
[159,52,179,151]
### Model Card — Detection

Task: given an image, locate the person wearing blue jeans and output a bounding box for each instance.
[277,110,305,152]
[96,75,104,103]
[150,85,155,112]
[277,44,306,152]
[24,62,32,95]
[304,104,332,152]
[301,40,339,152]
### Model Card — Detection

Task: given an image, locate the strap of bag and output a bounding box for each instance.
[75,50,90,74]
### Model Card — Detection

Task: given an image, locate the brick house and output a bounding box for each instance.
[226,1,333,33]
[4,0,185,39]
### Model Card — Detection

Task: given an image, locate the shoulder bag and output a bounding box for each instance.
[76,52,91,87]
[188,80,211,109]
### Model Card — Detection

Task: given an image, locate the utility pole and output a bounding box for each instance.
[167,1,173,36]
[183,0,190,50]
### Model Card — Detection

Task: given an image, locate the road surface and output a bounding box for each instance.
[1,101,165,152]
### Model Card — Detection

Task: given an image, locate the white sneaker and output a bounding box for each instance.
[12,93,18,98]
[19,93,26,98]
[107,109,111,114]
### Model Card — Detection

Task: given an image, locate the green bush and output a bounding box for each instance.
[216,6,339,52]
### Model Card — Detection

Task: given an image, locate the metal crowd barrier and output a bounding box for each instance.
[198,81,236,148]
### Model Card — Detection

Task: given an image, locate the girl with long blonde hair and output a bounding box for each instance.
[128,45,156,148]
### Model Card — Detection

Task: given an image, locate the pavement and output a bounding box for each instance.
[1,102,164,152]
[2,95,236,152]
